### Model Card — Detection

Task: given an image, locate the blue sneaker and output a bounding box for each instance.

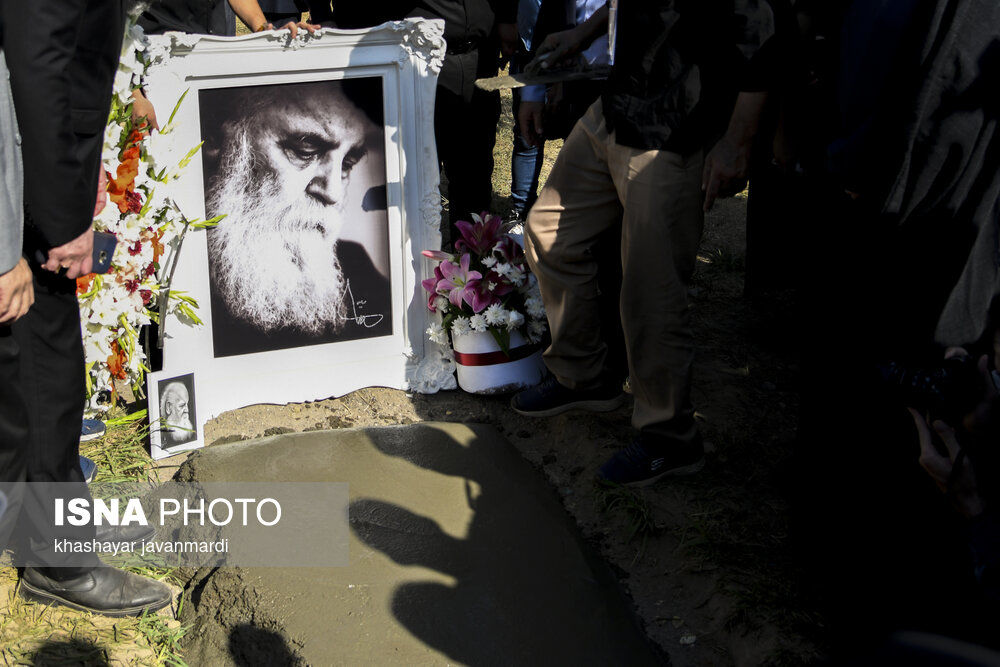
[597,436,704,487]
[511,375,626,417]
[80,418,106,442]
[79,456,98,484]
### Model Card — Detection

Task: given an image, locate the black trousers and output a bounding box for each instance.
[434,47,501,242]
[0,262,95,571]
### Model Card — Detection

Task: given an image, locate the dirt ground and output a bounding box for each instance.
[183,193,818,666]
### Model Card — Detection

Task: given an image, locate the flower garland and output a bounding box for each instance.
[78,24,213,410]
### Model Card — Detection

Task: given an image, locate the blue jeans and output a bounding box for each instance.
[510,86,545,218]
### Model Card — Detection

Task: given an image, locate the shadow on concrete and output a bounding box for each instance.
[228,624,302,666]
[349,425,664,665]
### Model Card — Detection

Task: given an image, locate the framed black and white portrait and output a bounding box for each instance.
[142,20,457,426]
[199,77,392,357]
[148,371,203,459]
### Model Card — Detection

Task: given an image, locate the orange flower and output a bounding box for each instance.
[151,229,165,265]
[107,340,128,381]
[76,273,95,295]
[108,133,144,213]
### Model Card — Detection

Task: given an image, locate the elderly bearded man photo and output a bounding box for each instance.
[158,378,196,447]
[199,78,393,358]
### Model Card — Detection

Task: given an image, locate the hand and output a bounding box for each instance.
[94,167,109,218]
[518,100,544,147]
[277,20,320,38]
[525,27,585,74]
[0,258,34,324]
[702,135,750,212]
[130,89,159,131]
[955,351,1000,436]
[909,408,985,518]
[41,228,93,279]
[496,22,519,59]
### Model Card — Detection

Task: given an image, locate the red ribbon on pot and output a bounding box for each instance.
[452,343,541,367]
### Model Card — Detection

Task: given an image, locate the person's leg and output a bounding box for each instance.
[522,102,625,390]
[10,264,171,613]
[433,82,462,247]
[0,325,28,552]
[11,266,95,573]
[441,49,500,231]
[596,141,705,484]
[509,87,544,220]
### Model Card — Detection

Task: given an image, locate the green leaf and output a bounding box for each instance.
[488,327,511,356]
[176,141,204,170]
[139,187,155,216]
[166,88,190,128]
[105,409,148,426]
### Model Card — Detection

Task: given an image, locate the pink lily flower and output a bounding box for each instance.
[422,249,457,262]
[466,281,495,313]
[436,254,484,310]
[421,265,446,295]
[484,269,515,297]
[492,236,525,264]
[454,212,504,256]
[422,265,447,311]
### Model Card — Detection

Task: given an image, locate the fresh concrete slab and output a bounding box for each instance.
[176,422,662,665]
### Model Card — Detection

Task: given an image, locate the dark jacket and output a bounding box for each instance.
[603,0,779,153]
[331,0,516,98]
[139,0,234,36]
[333,1,516,48]
[1,0,126,249]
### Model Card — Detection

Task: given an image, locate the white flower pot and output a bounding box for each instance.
[452,330,545,394]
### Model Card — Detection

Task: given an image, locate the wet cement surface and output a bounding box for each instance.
[175,422,662,665]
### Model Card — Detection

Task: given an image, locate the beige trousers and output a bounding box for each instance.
[524,102,704,442]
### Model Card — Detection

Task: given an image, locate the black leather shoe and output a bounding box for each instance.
[20,566,172,617]
[95,522,156,545]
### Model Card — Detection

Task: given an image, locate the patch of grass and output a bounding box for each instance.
[697,245,746,273]
[135,612,190,666]
[2,410,188,666]
[595,481,659,543]
[80,412,158,484]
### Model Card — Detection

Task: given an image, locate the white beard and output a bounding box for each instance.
[163,414,194,444]
[207,128,348,334]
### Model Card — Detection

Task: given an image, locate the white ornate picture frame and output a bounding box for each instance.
[143,19,456,427]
